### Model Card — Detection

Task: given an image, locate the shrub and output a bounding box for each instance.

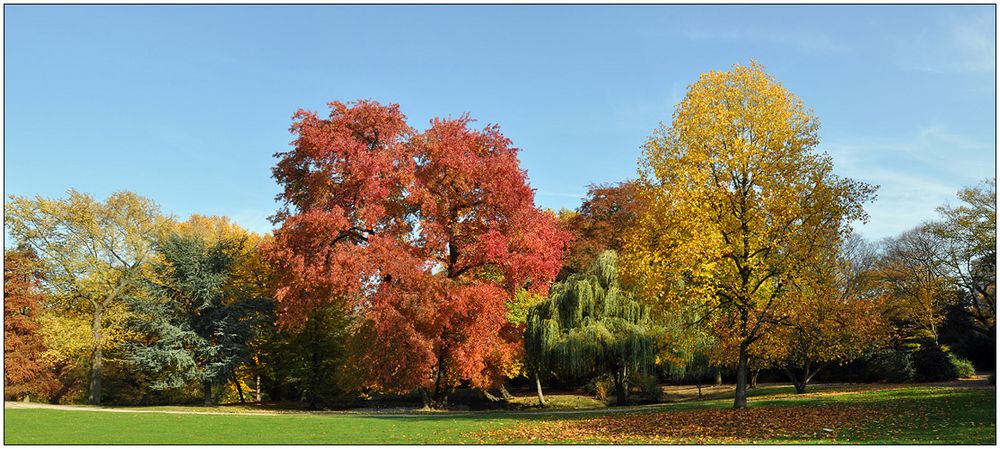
[631,372,663,403]
[912,341,959,382]
[950,354,976,379]
[584,375,613,403]
[859,348,914,383]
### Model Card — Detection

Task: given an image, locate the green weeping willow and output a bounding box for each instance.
[525,250,661,406]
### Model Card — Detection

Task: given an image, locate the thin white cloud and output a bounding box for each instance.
[824,123,995,240]
[891,13,995,74]
[669,81,687,110]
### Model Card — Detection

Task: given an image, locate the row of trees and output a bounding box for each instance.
[527,63,992,408]
[4,103,570,407]
[3,204,278,405]
[5,62,994,411]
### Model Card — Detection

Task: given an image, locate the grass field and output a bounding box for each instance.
[4,384,995,444]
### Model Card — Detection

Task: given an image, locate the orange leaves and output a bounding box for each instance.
[4,249,58,399]
[471,404,888,444]
[266,100,569,397]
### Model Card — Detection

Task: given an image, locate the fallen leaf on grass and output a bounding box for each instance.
[469,404,899,444]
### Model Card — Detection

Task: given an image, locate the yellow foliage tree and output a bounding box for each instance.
[623,62,876,408]
[775,236,891,393]
[5,190,171,405]
[878,226,957,343]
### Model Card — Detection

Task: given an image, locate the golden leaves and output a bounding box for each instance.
[622,62,877,369]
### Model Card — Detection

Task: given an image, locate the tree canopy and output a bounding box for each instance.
[525,250,661,406]
[4,248,58,400]
[5,190,170,404]
[928,179,995,342]
[265,101,568,407]
[623,62,876,408]
[126,234,272,404]
[558,181,646,279]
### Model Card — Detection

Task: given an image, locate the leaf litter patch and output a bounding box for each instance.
[470,404,893,443]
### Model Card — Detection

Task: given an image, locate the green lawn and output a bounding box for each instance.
[5,385,995,444]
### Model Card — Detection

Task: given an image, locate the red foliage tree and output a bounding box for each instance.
[4,248,57,400]
[265,101,568,407]
[558,180,646,278]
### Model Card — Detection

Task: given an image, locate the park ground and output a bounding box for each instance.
[4,379,995,444]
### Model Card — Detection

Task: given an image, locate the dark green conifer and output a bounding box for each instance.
[126,234,271,405]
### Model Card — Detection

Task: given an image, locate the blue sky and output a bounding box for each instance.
[4,5,995,241]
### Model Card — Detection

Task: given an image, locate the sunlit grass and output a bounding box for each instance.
[4,384,994,444]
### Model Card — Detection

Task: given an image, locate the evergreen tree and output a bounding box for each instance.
[126,234,272,405]
[525,250,660,406]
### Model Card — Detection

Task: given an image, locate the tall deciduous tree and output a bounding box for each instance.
[878,226,956,343]
[777,236,891,393]
[623,62,876,409]
[265,101,568,408]
[928,179,996,342]
[4,248,57,400]
[5,190,170,405]
[525,251,660,406]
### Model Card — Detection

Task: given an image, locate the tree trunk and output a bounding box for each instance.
[785,361,821,394]
[419,387,432,409]
[614,381,628,406]
[734,344,749,409]
[802,363,822,393]
[930,311,938,342]
[51,378,77,404]
[749,369,760,389]
[696,382,702,399]
[423,382,450,409]
[796,361,809,394]
[482,382,513,404]
[534,373,546,407]
[255,375,261,402]
[613,367,629,406]
[482,389,502,403]
[203,381,213,406]
[499,382,514,400]
[233,373,246,404]
[88,306,104,405]
[431,358,448,408]
[784,367,805,394]
[434,390,449,408]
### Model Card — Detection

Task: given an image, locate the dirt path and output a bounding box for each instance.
[3,400,666,418]
[4,401,297,417]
